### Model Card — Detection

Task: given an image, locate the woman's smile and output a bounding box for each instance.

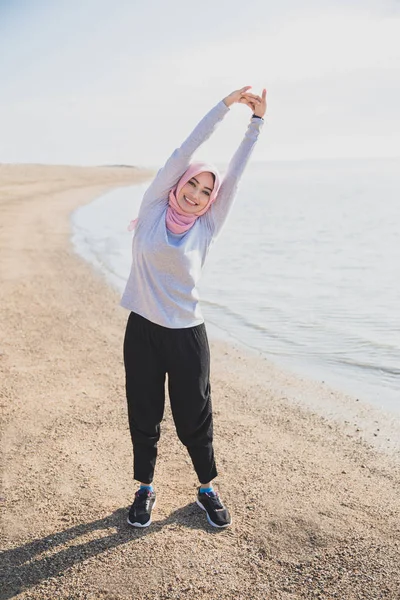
[183,195,198,206]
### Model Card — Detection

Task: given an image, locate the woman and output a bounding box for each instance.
[121,86,267,528]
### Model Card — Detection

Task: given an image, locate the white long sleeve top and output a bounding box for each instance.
[120,100,264,328]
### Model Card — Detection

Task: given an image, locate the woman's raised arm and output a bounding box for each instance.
[206,89,267,236]
[138,87,262,217]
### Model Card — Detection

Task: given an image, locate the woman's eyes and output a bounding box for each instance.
[189,180,210,196]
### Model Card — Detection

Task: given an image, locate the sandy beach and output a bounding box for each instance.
[1,163,399,600]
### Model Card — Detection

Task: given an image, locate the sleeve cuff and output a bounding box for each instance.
[218,99,231,114]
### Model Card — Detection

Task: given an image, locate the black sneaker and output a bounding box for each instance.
[127,489,156,528]
[196,488,232,528]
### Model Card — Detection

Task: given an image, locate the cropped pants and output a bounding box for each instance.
[123,311,218,485]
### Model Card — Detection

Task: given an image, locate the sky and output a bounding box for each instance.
[0,0,399,167]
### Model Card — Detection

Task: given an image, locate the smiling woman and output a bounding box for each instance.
[121,86,267,530]
[178,173,215,211]
[164,161,221,233]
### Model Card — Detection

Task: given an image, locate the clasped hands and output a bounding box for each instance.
[223,86,267,118]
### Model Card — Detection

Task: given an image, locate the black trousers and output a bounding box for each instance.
[123,311,218,485]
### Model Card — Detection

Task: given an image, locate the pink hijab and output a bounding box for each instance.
[128,162,221,234]
[166,162,221,234]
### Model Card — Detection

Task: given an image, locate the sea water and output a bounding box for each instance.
[71,159,400,415]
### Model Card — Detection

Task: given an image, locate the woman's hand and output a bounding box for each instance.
[250,88,267,118]
[223,86,261,108]
[223,86,267,118]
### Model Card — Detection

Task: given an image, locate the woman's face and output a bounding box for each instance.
[176,171,214,214]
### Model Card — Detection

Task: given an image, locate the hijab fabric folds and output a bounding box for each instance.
[128,162,221,234]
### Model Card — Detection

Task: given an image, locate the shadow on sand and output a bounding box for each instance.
[1,502,221,599]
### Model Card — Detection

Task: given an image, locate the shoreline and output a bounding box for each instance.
[71,175,400,425]
[1,164,399,600]
[70,179,400,456]
[205,320,400,457]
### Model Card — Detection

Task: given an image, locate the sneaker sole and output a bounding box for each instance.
[127,499,156,528]
[196,499,232,528]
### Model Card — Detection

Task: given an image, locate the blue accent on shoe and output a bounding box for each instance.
[199,486,214,494]
[140,484,153,492]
